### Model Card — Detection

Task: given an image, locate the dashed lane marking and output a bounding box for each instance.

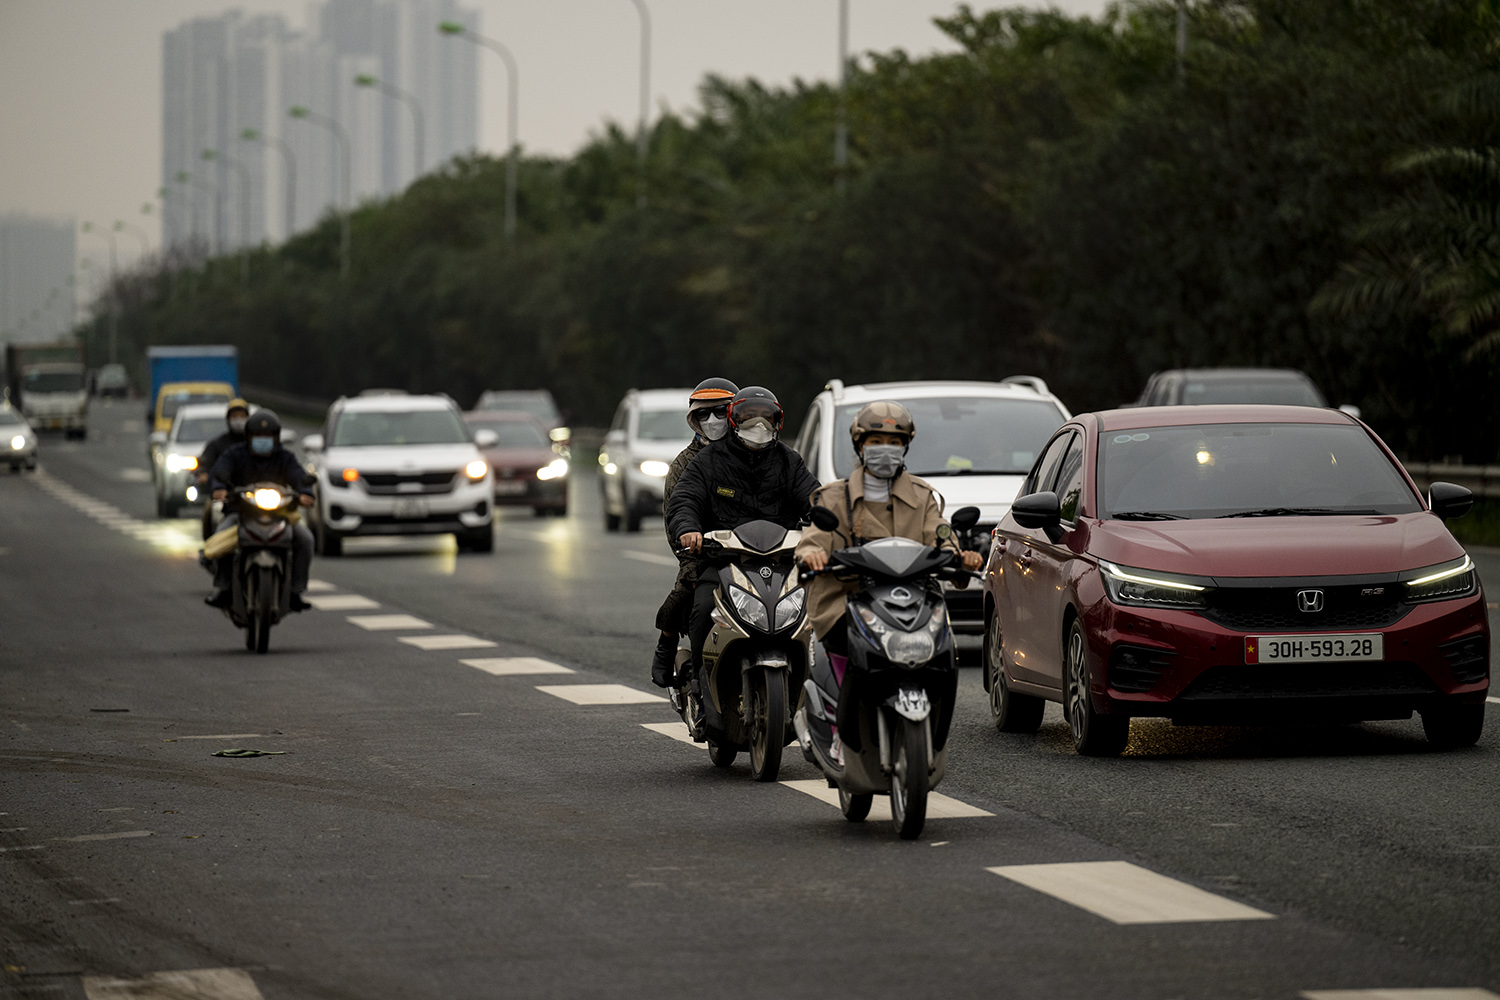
[83,968,265,1000]
[537,684,668,705]
[987,861,1275,925]
[0,845,45,852]
[461,657,574,676]
[622,550,680,568]
[347,614,433,631]
[176,734,263,740]
[30,470,200,555]
[55,830,153,843]
[641,721,697,746]
[781,779,994,820]
[306,579,337,592]
[1302,991,1500,999]
[398,634,497,651]
[304,593,380,611]
[118,468,151,482]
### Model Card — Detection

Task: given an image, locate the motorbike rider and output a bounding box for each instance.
[203,409,316,611]
[649,377,739,688]
[666,386,820,727]
[795,401,984,761]
[196,398,251,541]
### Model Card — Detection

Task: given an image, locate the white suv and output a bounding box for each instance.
[598,387,694,532]
[792,377,1070,633]
[303,392,495,555]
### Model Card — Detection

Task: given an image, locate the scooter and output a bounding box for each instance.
[212,482,300,654]
[670,519,812,782]
[793,505,980,840]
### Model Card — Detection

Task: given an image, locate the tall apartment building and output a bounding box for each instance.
[0,215,77,346]
[161,0,478,253]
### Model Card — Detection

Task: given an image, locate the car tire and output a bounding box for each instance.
[532,507,548,518]
[459,527,494,553]
[1064,618,1128,757]
[316,521,343,557]
[986,615,1044,733]
[156,494,176,519]
[1420,701,1484,749]
[604,509,621,532]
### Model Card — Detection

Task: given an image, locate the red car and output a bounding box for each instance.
[463,411,570,517]
[981,404,1488,756]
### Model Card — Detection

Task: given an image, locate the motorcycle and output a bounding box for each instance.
[211,482,300,654]
[670,519,812,782]
[793,505,980,840]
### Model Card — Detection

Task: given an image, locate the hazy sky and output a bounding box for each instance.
[0,0,1109,272]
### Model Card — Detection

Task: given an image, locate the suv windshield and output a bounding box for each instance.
[832,396,1065,479]
[0,409,21,426]
[332,408,470,447]
[24,371,85,393]
[1101,422,1420,519]
[174,416,225,443]
[468,419,547,448]
[636,408,690,442]
[475,391,560,425]
[1182,378,1324,406]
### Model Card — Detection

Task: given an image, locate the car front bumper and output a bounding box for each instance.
[320,476,493,536]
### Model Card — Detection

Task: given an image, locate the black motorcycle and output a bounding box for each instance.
[217,482,300,654]
[793,505,980,839]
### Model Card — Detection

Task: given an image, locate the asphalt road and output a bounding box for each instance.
[2,398,1497,1000]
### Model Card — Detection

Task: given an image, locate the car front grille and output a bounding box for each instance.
[1177,662,1438,701]
[1439,635,1489,684]
[1200,582,1410,632]
[360,471,458,495]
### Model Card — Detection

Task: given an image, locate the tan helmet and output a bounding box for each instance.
[849,400,915,450]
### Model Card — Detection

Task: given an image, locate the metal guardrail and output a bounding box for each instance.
[1402,462,1500,499]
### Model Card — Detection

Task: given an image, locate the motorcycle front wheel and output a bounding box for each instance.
[890,717,929,840]
[749,669,786,783]
[839,787,872,822]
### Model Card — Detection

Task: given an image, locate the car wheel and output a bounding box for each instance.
[316,521,343,557]
[1064,618,1128,757]
[532,507,548,518]
[1420,701,1484,749]
[986,614,1044,733]
[459,527,494,553]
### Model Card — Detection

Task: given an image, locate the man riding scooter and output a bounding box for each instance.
[196,398,250,541]
[204,410,315,611]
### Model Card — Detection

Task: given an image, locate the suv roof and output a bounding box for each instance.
[626,387,693,408]
[333,393,458,413]
[823,377,1068,414]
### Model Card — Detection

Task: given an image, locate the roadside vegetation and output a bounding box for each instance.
[91,0,1500,461]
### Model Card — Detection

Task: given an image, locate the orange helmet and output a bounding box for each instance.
[688,377,738,408]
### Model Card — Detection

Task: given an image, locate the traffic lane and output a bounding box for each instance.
[1471,547,1500,664]
[3,472,1478,999]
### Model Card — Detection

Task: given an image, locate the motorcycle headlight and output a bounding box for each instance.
[249,488,284,511]
[165,453,197,472]
[9,435,24,451]
[1100,561,1209,609]
[729,586,770,630]
[883,631,935,667]
[465,459,488,480]
[773,589,806,631]
[537,458,569,481]
[1404,554,1476,603]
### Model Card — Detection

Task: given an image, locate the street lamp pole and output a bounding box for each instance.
[835,0,849,195]
[289,105,351,277]
[627,0,651,208]
[440,21,518,241]
[354,74,426,182]
[242,128,296,242]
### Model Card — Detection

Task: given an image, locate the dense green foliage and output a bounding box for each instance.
[94,0,1500,459]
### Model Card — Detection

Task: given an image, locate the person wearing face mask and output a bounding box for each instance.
[666,386,820,727]
[795,401,984,763]
[648,377,739,687]
[204,409,316,610]
[195,399,251,540]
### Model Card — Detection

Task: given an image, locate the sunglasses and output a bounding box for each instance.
[693,404,730,419]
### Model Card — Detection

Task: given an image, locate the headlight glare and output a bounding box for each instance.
[1100,561,1209,609]
[537,458,569,481]
[250,488,283,511]
[165,453,197,472]
[465,459,488,480]
[729,586,769,630]
[639,460,670,478]
[10,434,25,451]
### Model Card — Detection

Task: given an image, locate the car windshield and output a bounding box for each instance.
[332,409,470,447]
[24,371,84,393]
[1181,378,1325,406]
[475,391,560,424]
[636,408,690,442]
[174,416,225,443]
[832,396,1065,479]
[469,419,547,448]
[0,409,21,426]
[1100,422,1420,519]
[162,392,229,420]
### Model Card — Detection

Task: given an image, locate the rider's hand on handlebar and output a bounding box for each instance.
[212,489,227,501]
[679,531,703,554]
[801,550,829,573]
[298,494,314,508]
[961,550,983,572]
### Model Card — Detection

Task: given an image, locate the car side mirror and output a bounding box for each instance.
[149,431,167,447]
[473,429,499,448]
[950,506,981,532]
[1012,491,1061,532]
[280,427,298,446]
[1338,404,1362,419]
[809,505,840,532]
[1429,481,1473,521]
[302,433,324,452]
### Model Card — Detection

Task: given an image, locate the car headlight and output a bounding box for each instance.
[639,460,670,478]
[729,586,770,630]
[186,485,199,502]
[249,488,284,511]
[773,588,806,631]
[465,459,488,480]
[165,453,197,472]
[1100,561,1209,609]
[549,426,571,443]
[1404,554,1476,603]
[9,435,23,451]
[537,458,569,481]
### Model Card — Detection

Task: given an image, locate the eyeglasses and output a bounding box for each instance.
[692,404,729,419]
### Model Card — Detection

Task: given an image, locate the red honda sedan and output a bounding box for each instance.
[981,405,1488,756]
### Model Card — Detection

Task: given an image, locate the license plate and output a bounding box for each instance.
[493,480,527,495]
[1246,634,1384,664]
[391,498,429,519]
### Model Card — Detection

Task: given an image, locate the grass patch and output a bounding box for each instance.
[1447,497,1500,549]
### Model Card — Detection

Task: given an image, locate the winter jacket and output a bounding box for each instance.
[662,436,706,547]
[209,442,316,497]
[666,435,819,544]
[197,430,241,478]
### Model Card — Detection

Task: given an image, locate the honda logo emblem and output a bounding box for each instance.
[1297,590,1325,613]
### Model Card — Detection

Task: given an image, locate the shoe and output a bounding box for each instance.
[830,732,845,767]
[203,589,231,609]
[650,633,677,688]
[289,593,312,612]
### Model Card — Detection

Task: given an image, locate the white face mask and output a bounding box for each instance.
[736,417,776,449]
[861,444,905,480]
[229,417,248,434]
[698,414,728,441]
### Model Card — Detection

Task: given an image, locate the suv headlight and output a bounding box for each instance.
[1100,561,1209,609]
[9,434,24,451]
[729,586,769,630]
[773,589,805,631]
[465,459,488,480]
[639,460,670,478]
[1404,555,1476,603]
[165,453,198,472]
[537,458,569,481]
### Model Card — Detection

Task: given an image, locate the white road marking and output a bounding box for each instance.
[67,898,121,905]
[622,550,680,568]
[1487,697,1499,705]
[305,579,337,592]
[398,634,497,651]
[781,779,994,819]
[0,845,44,852]
[461,657,574,676]
[1303,992,1500,1000]
[536,684,668,705]
[641,721,697,745]
[83,968,265,1000]
[987,861,1274,924]
[118,468,152,482]
[347,614,433,631]
[304,593,380,611]
[176,734,263,740]
[56,830,153,843]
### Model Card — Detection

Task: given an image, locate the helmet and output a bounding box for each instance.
[244,409,282,446]
[688,377,738,408]
[849,400,916,451]
[728,386,783,431]
[226,397,250,416]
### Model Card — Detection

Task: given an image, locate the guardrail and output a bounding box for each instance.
[240,383,333,422]
[1402,462,1500,499]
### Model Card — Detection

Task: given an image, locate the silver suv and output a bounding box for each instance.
[303,392,495,555]
[598,387,694,532]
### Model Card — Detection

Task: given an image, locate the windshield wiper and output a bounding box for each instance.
[912,469,1027,477]
[1110,510,1187,521]
[1216,506,1381,518]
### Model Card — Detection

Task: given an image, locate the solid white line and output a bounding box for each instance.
[641,721,697,745]
[82,968,265,1000]
[1487,697,1499,705]
[398,634,496,651]
[781,778,994,820]
[55,830,153,843]
[0,845,44,852]
[304,593,380,611]
[987,861,1274,924]
[622,550,680,568]
[1302,991,1500,999]
[176,734,263,740]
[536,684,668,706]
[346,614,433,631]
[305,579,337,592]
[461,657,574,676]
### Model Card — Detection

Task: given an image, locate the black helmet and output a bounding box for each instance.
[728,386,783,431]
[244,409,281,445]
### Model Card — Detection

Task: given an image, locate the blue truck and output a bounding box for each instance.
[145,345,239,432]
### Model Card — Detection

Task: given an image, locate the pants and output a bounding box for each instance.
[687,579,719,668]
[654,556,699,634]
[212,514,314,595]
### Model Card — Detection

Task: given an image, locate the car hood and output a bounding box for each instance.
[923,474,1028,525]
[630,439,693,463]
[323,443,479,471]
[481,446,557,470]
[1089,513,1465,579]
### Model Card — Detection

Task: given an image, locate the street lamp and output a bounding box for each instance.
[242,128,296,242]
[835,0,849,194]
[627,1,651,208]
[288,105,351,277]
[440,21,519,241]
[353,74,426,183]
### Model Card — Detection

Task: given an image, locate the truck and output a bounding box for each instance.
[146,345,239,432]
[4,341,89,439]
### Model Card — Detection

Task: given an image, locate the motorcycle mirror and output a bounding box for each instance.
[809,505,840,532]
[950,506,981,531]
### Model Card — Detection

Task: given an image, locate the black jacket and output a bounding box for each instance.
[666,435,819,543]
[209,442,315,497]
[197,430,241,477]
